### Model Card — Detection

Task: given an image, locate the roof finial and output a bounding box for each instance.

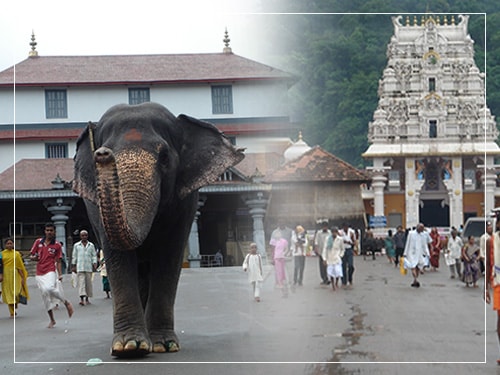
[223,28,232,54]
[29,30,38,57]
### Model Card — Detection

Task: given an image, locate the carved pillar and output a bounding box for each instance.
[372,173,388,217]
[245,192,268,264]
[43,175,74,274]
[187,195,206,268]
[367,159,390,221]
[405,158,425,229]
[483,168,497,216]
[443,157,463,228]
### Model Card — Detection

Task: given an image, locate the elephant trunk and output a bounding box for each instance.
[94,147,160,251]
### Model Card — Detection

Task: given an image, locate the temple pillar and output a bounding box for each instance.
[443,157,463,228]
[405,158,425,229]
[187,195,206,268]
[43,175,74,274]
[245,192,268,264]
[483,168,497,216]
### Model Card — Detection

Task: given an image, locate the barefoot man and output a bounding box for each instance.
[486,213,500,365]
[30,222,73,328]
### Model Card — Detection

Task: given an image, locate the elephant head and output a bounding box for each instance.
[73,102,244,251]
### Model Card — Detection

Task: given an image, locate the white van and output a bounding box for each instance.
[461,209,498,243]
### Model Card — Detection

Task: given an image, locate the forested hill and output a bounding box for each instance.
[265,0,500,168]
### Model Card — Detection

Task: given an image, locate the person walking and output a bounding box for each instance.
[30,222,73,328]
[384,229,396,264]
[71,230,98,306]
[322,227,345,291]
[429,227,442,271]
[98,249,111,299]
[291,225,308,286]
[1,238,29,318]
[403,223,431,288]
[270,235,289,297]
[242,243,264,302]
[485,213,500,365]
[445,228,463,279]
[480,221,493,275]
[461,235,480,288]
[339,223,356,287]
[393,225,407,267]
[314,221,331,285]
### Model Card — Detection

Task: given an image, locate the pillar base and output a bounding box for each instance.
[188,256,202,268]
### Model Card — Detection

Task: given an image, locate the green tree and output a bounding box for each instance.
[266,0,500,167]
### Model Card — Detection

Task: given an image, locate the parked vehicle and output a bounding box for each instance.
[462,210,497,244]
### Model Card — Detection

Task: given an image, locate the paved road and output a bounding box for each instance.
[0,254,498,374]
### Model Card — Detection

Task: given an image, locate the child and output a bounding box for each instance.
[322,227,345,291]
[242,243,263,302]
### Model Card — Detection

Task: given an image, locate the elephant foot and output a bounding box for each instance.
[150,330,181,353]
[111,331,152,358]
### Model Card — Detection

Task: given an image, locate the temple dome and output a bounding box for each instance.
[284,132,311,161]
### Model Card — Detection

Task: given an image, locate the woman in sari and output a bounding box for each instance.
[1,238,29,317]
[461,235,480,288]
[429,227,442,271]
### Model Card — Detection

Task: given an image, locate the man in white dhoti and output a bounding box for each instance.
[403,223,431,288]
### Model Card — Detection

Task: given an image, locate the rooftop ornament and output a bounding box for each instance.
[223,28,232,54]
[29,30,38,57]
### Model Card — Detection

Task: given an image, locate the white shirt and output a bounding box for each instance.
[447,235,463,260]
[404,229,431,268]
[339,227,356,249]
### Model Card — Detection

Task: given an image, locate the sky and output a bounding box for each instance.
[0,0,287,72]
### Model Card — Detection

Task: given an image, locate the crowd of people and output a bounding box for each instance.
[0,222,110,326]
[241,220,490,301]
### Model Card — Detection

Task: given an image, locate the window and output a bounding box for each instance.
[46,143,68,158]
[429,120,437,138]
[45,90,68,118]
[211,85,233,114]
[429,77,436,92]
[129,88,150,105]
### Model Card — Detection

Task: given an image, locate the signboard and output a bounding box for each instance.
[369,215,387,228]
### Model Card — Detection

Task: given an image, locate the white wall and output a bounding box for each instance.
[0,80,289,125]
[0,140,77,173]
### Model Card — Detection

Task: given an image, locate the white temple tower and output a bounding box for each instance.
[362,14,500,229]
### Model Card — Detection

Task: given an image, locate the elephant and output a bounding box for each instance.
[73,102,244,357]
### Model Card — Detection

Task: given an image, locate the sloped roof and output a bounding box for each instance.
[0,159,74,191]
[0,53,292,87]
[0,157,254,192]
[264,146,369,183]
[235,152,284,177]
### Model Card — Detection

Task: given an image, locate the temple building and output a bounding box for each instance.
[362,14,500,230]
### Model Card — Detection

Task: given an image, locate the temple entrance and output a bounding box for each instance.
[419,199,450,227]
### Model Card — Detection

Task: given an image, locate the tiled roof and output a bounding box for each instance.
[0,53,292,87]
[235,152,284,177]
[0,128,83,141]
[0,157,257,192]
[0,159,74,191]
[264,146,369,183]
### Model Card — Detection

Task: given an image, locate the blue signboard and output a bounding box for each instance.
[369,215,387,228]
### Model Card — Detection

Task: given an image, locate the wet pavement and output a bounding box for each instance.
[0,254,498,374]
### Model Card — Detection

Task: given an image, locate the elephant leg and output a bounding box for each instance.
[106,249,152,357]
[145,244,184,353]
[145,212,193,353]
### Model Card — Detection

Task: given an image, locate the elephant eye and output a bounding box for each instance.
[158,148,169,166]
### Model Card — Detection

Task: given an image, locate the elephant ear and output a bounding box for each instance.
[176,114,245,199]
[73,122,98,204]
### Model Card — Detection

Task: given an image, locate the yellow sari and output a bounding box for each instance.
[1,248,29,305]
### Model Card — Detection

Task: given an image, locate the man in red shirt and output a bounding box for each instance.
[30,222,73,328]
